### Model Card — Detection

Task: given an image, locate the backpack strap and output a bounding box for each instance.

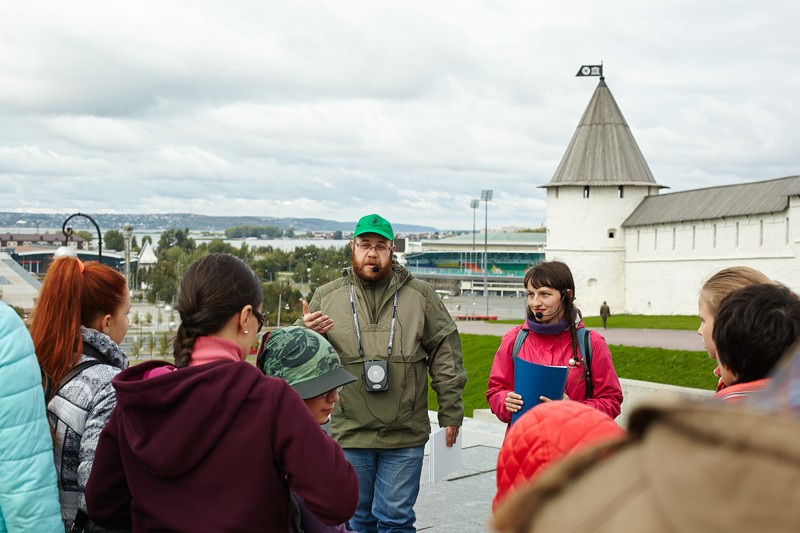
[42,369,54,403]
[68,509,91,533]
[577,327,593,399]
[511,327,528,369]
[512,326,593,399]
[48,359,106,402]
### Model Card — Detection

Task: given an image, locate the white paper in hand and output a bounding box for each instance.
[428,428,463,483]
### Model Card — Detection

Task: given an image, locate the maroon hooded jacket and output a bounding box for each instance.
[85,360,358,532]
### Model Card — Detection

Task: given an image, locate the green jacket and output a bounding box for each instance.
[303,263,467,448]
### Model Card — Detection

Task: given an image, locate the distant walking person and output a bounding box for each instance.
[599,301,611,329]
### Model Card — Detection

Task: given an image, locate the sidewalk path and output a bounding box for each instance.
[417,415,505,532]
[456,321,704,352]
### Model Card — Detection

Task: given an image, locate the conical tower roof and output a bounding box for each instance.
[543,79,665,188]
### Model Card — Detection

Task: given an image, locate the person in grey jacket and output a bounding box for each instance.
[300,214,467,532]
[0,301,62,533]
[28,257,130,532]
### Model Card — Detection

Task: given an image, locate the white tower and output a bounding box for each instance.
[543,78,665,315]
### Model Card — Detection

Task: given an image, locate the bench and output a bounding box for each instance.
[456,315,498,321]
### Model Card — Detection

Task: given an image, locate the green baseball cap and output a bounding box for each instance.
[354,214,394,241]
[257,326,356,399]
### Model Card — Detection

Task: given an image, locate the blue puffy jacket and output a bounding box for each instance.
[0,302,62,533]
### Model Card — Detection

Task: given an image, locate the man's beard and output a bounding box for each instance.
[352,255,391,282]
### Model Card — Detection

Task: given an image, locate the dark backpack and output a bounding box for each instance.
[41,352,111,533]
[511,327,594,399]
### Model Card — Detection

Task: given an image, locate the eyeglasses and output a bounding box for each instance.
[317,385,344,401]
[252,309,264,334]
[354,241,391,253]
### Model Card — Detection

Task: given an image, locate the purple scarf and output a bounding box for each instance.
[526,318,568,336]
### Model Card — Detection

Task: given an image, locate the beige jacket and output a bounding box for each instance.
[493,399,800,533]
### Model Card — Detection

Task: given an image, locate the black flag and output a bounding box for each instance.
[576,65,603,77]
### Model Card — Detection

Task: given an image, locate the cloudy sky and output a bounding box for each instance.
[1,1,798,231]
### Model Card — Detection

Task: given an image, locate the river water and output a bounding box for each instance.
[1,227,350,252]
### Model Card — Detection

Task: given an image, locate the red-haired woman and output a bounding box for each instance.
[29,256,130,532]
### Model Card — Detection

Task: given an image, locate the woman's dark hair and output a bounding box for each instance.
[713,283,800,384]
[523,261,579,356]
[173,253,263,367]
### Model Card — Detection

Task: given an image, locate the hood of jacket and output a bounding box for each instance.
[110,360,263,478]
[494,399,800,532]
[81,325,128,369]
[493,400,623,510]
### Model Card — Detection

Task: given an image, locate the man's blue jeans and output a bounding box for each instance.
[344,446,424,533]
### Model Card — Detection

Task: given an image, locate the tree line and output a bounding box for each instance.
[137,229,352,328]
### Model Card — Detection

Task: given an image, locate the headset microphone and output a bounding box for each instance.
[371,265,380,273]
[534,301,563,321]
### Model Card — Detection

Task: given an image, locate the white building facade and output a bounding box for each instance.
[544,78,799,316]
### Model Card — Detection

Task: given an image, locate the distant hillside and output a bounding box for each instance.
[0,212,439,234]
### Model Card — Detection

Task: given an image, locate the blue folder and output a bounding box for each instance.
[511,359,569,424]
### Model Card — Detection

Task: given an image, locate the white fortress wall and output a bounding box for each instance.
[624,204,799,315]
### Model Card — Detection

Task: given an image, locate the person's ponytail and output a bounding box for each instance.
[30,257,85,385]
[30,257,127,386]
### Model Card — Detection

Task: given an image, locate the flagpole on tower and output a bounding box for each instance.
[576,62,604,80]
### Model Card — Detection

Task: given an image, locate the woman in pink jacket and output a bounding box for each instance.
[487,261,623,425]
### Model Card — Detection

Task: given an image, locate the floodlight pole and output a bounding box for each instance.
[481,190,493,316]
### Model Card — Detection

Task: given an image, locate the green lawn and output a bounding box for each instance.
[493,314,700,331]
[137,335,716,418]
[429,333,716,417]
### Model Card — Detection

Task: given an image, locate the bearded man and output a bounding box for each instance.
[299,213,467,533]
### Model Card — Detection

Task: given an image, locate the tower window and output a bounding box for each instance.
[583,186,590,199]
[786,217,790,245]
[618,186,624,198]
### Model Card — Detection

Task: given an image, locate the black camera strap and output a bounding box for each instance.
[349,283,398,358]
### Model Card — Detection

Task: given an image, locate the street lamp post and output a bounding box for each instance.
[276,293,291,327]
[123,225,133,292]
[470,199,479,273]
[481,190,493,316]
[277,293,282,327]
[61,212,103,260]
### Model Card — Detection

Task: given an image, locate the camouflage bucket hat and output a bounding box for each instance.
[257,326,356,399]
